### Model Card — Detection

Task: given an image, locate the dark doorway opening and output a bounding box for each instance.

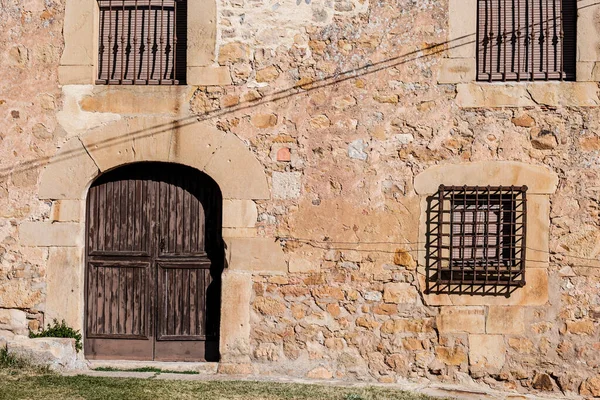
[84,162,223,361]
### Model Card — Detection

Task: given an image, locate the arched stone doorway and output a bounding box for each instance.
[84,162,223,361]
[27,119,283,367]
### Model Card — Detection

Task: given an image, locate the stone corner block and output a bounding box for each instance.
[225,237,286,273]
[58,65,94,85]
[220,270,252,363]
[414,161,558,195]
[437,58,476,84]
[187,66,232,86]
[223,200,258,228]
[19,222,81,247]
[437,306,485,334]
[468,334,506,371]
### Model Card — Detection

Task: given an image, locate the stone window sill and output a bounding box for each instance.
[455,81,600,108]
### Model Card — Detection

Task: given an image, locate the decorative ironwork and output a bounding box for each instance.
[96,0,187,85]
[477,0,576,81]
[425,185,527,297]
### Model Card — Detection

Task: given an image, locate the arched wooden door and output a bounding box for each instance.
[84,163,223,361]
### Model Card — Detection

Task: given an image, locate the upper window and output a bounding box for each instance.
[97,0,187,85]
[426,185,527,296]
[476,0,576,82]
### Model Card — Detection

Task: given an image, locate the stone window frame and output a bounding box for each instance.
[427,185,528,296]
[414,161,558,306]
[439,0,600,107]
[59,0,231,86]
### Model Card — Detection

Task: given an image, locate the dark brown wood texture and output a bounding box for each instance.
[96,0,187,85]
[477,0,576,81]
[85,163,223,361]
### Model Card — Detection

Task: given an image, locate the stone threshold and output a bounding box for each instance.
[64,366,582,400]
[86,360,219,374]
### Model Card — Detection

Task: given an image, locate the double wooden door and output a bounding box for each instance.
[84,163,222,361]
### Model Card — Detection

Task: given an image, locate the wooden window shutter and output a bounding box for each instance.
[97,0,187,85]
[477,0,576,82]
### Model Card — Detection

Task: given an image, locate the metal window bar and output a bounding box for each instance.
[433,185,527,294]
[96,0,186,85]
[477,0,575,81]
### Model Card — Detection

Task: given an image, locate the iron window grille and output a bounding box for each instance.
[97,0,187,85]
[425,185,527,296]
[476,0,576,82]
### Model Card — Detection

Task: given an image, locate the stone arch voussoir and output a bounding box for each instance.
[38,118,270,201]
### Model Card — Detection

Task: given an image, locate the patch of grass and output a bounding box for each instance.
[0,374,439,400]
[93,366,199,374]
[0,346,27,370]
[0,346,51,377]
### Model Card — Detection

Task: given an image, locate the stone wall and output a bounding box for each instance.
[1,0,600,397]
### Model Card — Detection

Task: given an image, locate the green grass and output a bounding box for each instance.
[93,366,200,374]
[0,369,437,400]
[0,347,438,400]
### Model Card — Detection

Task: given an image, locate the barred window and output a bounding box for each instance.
[477,0,576,81]
[426,186,527,296]
[97,0,187,85]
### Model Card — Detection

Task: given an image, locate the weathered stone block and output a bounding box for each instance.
[437,58,476,84]
[220,271,252,363]
[435,346,467,366]
[414,161,558,195]
[0,309,27,334]
[306,366,333,379]
[19,222,82,247]
[457,82,600,108]
[60,1,94,63]
[187,66,232,86]
[253,296,285,317]
[45,247,84,331]
[225,238,286,273]
[50,200,82,222]
[580,375,600,397]
[437,306,485,334]
[288,257,318,273]
[204,134,270,200]
[576,2,600,62]
[79,87,190,114]
[38,138,99,200]
[565,320,595,335]
[6,338,85,370]
[272,172,301,200]
[82,117,173,172]
[448,0,477,58]
[223,200,258,228]
[187,0,216,67]
[382,283,418,304]
[58,65,94,85]
[486,306,525,335]
[469,334,506,371]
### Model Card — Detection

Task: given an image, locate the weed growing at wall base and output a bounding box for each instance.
[29,319,82,352]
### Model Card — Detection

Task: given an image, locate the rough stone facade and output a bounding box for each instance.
[2,0,600,397]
